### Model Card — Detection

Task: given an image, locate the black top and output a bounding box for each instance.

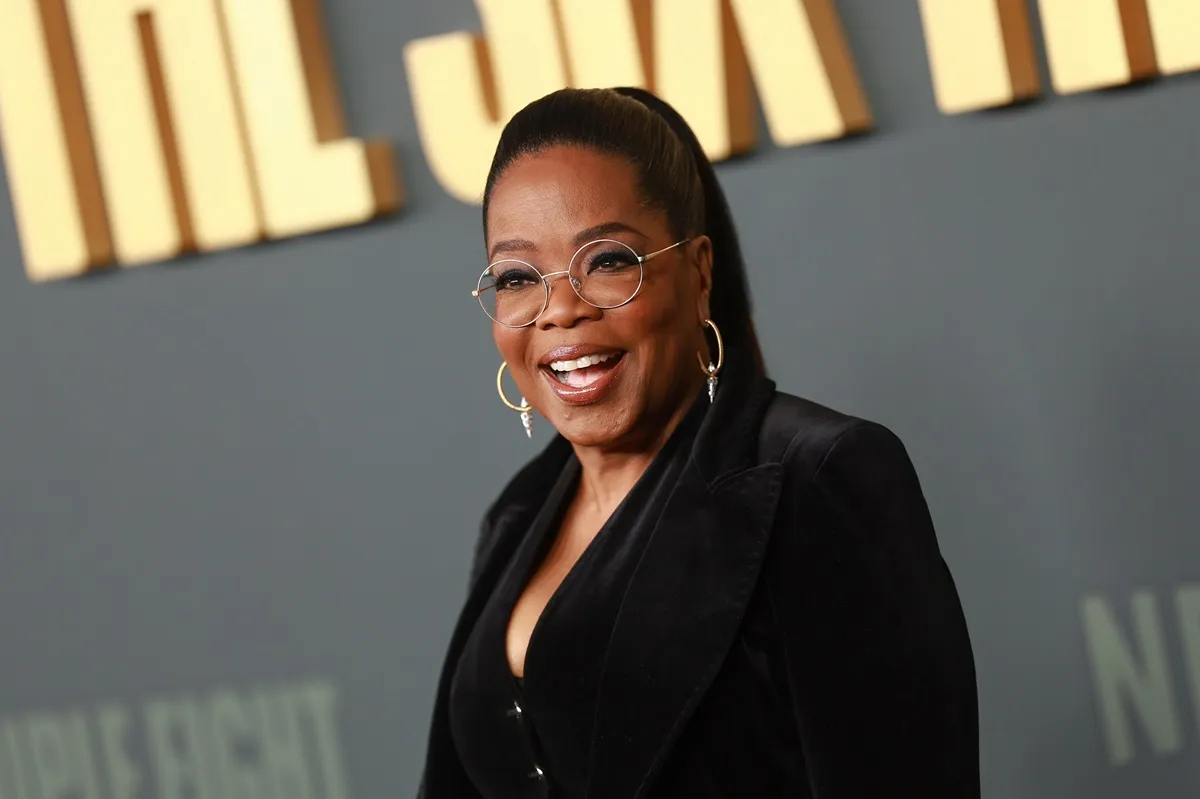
[448,394,708,798]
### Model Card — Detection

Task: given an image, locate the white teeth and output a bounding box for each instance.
[549,352,616,372]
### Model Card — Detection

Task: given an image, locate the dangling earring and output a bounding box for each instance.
[496,362,534,438]
[695,318,725,403]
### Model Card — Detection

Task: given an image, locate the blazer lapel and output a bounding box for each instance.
[585,365,784,799]
[467,436,574,597]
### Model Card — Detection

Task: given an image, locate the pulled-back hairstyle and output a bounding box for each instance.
[481,87,765,378]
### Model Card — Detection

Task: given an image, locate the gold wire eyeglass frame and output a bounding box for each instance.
[471,238,691,328]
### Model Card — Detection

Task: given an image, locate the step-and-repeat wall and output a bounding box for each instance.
[1,1,1197,796]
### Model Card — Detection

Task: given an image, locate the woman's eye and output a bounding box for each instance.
[588,251,638,272]
[495,270,537,290]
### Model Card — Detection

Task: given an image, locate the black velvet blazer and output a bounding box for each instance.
[416,362,980,798]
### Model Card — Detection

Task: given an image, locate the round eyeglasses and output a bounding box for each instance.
[472,238,691,328]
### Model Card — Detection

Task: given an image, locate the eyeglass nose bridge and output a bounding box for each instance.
[539,269,582,293]
[525,267,592,326]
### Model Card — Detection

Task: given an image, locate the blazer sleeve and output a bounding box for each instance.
[769,421,980,797]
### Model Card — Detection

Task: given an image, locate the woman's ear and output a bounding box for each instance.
[690,235,714,321]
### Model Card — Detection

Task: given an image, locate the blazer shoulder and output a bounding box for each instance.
[765,391,905,480]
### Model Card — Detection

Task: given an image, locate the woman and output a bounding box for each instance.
[417,86,979,798]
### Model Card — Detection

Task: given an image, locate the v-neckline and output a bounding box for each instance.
[502,389,711,689]
[505,456,585,686]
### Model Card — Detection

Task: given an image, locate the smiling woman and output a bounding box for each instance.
[416,87,981,799]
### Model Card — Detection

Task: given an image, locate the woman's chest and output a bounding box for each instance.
[506,512,605,678]
[448,507,658,797]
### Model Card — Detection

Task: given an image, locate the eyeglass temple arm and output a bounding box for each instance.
[641,238,691,263]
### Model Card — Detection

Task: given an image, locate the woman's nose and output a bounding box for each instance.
[536,271,600,329]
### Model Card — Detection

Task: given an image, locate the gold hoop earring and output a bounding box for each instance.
[695,318,724,403]
[496,361,534,438]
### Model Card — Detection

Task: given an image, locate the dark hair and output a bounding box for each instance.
[481,87,765,378]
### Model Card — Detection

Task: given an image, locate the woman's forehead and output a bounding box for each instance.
[486,148,661,246]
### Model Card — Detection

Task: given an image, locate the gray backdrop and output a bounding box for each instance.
[1,1,1197,797]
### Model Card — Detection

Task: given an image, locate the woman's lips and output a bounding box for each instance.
[540,352,626,405]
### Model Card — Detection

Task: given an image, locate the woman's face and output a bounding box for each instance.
[485,146,713,450]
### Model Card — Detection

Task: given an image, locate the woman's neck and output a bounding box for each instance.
[570,384,703,520]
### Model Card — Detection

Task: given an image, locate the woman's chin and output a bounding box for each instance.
[546,404,635,449]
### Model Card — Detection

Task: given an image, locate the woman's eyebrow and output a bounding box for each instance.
[489,222,647,261]
[488,237,536,260]
[573,221,646,245]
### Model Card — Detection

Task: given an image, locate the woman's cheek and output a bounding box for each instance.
[493,331,533,394]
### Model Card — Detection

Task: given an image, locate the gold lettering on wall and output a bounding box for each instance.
[403,0,569,205]
[1145,0,1200,75]
[8,0,1199,275]
[0,0,111,281]
[917,0,1041,113]
[64,0,260,263]
[0,0,399,282]
[1037,0,1158,93]
[406,0,870,205]
[218,0,398,237]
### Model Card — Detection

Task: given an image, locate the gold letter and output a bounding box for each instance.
[404,0,569,205]
[727,0,870,146]
[1146,0,1200,75]
[917,0,1041,113]
[63,0,260,264]
[0,0,111,281]
[220,0,398,237]
[1037,0,1157,93]
[655,0,870,158]
[652,0,756,162]
[555,0,647,90]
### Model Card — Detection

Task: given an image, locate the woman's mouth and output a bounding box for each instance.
[547,352,623,387]
[539,351,627,404]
